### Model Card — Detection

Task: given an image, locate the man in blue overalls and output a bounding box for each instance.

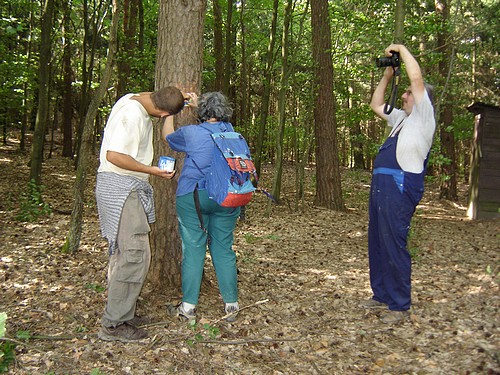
[362,44,435,324]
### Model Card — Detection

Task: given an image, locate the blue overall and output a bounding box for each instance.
[368,127,427,311]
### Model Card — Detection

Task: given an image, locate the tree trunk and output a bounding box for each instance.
[223,0,233,97]
[238,0,249,133]
[436,0,458,200]
[29,0,54,185]
[117,0,139,98]
[269,0,293,205]
[254,0,279,176]
[63,0,120,253]
[310,0,344,210]
[149,0,206,290]
[212,0,224,92]
[61,0,73,158]
[394,0,405,42]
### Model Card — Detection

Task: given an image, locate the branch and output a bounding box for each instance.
[195,337,300,345]
[211,298,270,324]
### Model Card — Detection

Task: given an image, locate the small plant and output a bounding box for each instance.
[0,313,16,373]
[85,283,106,293]
[244,233,258,244]
[244,233,279,244]
[16,179,51,222]
[186,322,221,346]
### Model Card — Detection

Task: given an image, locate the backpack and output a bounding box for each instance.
[194,125,258,208]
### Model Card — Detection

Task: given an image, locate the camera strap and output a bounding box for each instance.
[383,67,401,115]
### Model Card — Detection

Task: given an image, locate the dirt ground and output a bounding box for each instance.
[0,137,499,375]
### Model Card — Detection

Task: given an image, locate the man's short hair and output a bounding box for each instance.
[151,87,185,115]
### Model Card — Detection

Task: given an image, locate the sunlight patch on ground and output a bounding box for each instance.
[1,257,13,263]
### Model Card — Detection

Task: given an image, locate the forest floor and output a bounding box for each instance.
[0,135,499,375]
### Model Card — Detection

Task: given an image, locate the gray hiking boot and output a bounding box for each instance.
[380,310,410,324]
[167,303,196,322]
[98,322,149,343]
[359,298,388,309]
[224,303,239,322]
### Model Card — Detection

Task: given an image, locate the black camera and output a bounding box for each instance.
[375,51,400,68]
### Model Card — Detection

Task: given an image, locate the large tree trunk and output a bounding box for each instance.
[149,0,206,290]
[436,0,457,200]
[63,0,120,253]
[29,0,54,185]
[310,0,344,210]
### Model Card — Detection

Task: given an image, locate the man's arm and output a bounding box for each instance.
[385,44,425,103]
[370,67,394,120]
[161,115,175,144]
[106,151,175,179]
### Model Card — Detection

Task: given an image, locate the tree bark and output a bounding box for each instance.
[212,0,224,92]
[436,0,458,200]
[149,0,206,290]
[310,0,344,210]
[269,0,293,205]
[61,0,73,158]
[394,0,405,43]
[254,0,279,176]
[29,0,54,185]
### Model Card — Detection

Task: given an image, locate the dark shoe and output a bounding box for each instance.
[359,298,388,309]
[127,315,152,327]
[98,322,149,342]
[380,310,410,324]
[224,304,239,322]
[167,303,196,322]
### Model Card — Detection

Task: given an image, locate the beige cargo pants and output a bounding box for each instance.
[102,190,151,327]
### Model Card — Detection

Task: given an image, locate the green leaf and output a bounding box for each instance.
[0,313,6,338]
[15,330,31,340]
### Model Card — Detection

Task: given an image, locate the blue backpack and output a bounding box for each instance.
[195,125,258,208]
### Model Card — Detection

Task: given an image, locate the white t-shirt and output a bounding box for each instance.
[98,94,153,181]
[387,91,436,173]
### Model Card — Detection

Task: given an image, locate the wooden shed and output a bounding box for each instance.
[466,102,500,220]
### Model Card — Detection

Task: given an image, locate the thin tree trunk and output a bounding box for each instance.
[63,0,120,253]
[394,0,405,42]
[436,0,458,200]
[254,0,279,176]
[62,0,73,158]
[268,0,293,208]
[29,0,54,185]
[222,0,233,96]
[213,0,224,92]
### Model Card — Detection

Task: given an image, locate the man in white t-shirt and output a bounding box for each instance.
[96,87,187,342]
[361,44,436,324]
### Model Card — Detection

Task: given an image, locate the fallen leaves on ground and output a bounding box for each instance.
[0,139,499,374]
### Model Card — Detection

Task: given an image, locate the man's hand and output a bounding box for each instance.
[150,166,176,180]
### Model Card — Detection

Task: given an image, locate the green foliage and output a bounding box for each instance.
[244,232,279,244]
[15,331,31,340]
[85,283,106,293]
[186,321,221,346]
[0,313,16,373]
[16,179,51,222]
